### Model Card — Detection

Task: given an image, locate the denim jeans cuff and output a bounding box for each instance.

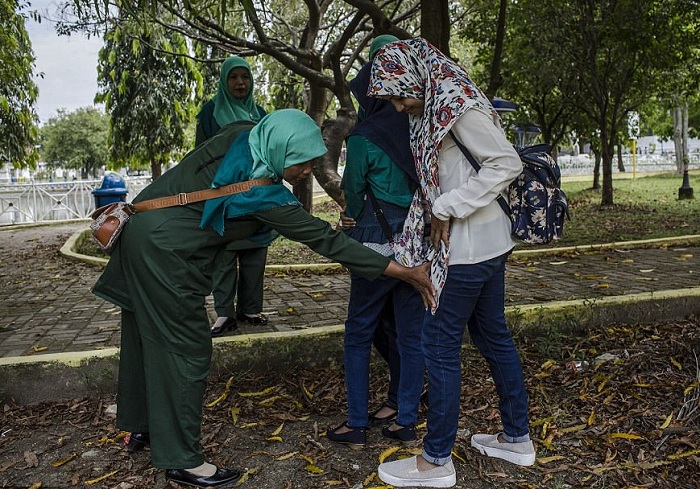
[421,449,452,466]
[502,431,531,443]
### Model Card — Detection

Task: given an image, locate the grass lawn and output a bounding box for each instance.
[556,169,700,246]
[77,170,699,264]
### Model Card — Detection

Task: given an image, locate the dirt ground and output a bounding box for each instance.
[2,316,700,489]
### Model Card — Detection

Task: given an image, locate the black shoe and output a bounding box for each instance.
[326,422,366,449]
[165,467,241,488]
[211,317,238,337]
[125,432,149,453]
[236,313,268,326]
[382,422,416,442]
[368,402,398,427]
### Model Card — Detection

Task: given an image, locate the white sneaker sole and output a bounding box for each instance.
[470,438,536,466]
[378,466,456,488]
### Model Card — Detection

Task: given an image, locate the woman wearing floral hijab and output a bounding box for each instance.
[369,38,535,487]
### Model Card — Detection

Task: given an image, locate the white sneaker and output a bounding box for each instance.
[470,432,536,466]
[378,455,456,488]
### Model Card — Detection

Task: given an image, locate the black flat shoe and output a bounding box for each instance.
[124,432,149,453]
[211,317,238,337]
[236,313,268,326]
[368,402,398,427]
[165,467,241,488]
[382,422,416,442]
[326,421,366,449]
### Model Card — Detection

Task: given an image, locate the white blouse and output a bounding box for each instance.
[431,108,523,265]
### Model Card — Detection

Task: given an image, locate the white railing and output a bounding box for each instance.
[0,177,151,226]
[557,153,700,175]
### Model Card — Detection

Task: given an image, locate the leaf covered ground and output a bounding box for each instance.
[2,316,699,489]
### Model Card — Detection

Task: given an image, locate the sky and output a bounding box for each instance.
[25,0,104,124]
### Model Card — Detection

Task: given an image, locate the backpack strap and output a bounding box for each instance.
[448,130,513,220]
[365,186,394,242]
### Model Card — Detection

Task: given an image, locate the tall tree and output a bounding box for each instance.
[0,0,39,168]
[39,107,109,178]
[95,15,202,179]
[61,0,419,208]
[548,0,699,205]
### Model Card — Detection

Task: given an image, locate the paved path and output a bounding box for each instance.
[0,222,699,358]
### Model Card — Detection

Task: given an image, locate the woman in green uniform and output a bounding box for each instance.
[92,109,435,489]
[196,55,271,334]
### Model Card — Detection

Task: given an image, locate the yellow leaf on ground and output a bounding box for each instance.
[608,432,643,440]
[304,464,324,474]
[670,357,682,370]
[271,423,284,436]
[276,451,298,461]
[363,471,377,485]
[559,424,587,433]
[593,283,609,289]
[231,406,239,424]
[206,375,234,407]
[379,446,400,463]
[85,469,119,485]
[32,345,48,352]
[668,448,700,460]
[28,483,42,489]
[239,386,276,397]
[267,436,283,442]
[50,453,76,467]
[537,455,566,464]
[451,449,466,463]
[660,413,673,429]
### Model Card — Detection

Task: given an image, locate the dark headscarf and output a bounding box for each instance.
[347,39,416,184]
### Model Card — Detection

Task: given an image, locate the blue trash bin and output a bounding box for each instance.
[92,173,128,208]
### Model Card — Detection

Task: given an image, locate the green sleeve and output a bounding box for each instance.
[254,205,391,279]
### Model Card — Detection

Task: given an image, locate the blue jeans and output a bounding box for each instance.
[344,272,425,428]
[421,254,530,465]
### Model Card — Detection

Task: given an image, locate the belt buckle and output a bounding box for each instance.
[177,193,188,205]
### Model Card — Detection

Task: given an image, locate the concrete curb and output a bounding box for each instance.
[1,229,698,404]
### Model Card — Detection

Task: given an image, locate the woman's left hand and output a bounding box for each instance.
[337,211,356,231]
[430,213,450,250]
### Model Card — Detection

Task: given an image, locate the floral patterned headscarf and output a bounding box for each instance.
[369,37,498,306]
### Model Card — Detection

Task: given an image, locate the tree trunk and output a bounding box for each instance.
[421,0,451,56]
[672,103,688,174]
[592,146,601,190]
[150,157,162,180]
[601,137,614,205]
[616,139,625,172]
[485,0,507,98]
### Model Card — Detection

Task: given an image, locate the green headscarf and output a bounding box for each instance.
[249,109,328,181]
[212,56,264,127]
[201,109,328,235]
[369,34,399,60]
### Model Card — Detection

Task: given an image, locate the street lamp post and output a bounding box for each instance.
[678,155,694,200]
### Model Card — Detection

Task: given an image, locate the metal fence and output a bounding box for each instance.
[0,177,151,226]
[1,155,697,227]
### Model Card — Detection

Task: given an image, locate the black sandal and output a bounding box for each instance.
[125,432,150,453]
[368,402,398,427]
[326,422,366,449]
[381,422,416,442]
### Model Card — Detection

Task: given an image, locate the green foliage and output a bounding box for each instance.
[39,107,109,178]
[0,0,39,168]
[96,13,201,177]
